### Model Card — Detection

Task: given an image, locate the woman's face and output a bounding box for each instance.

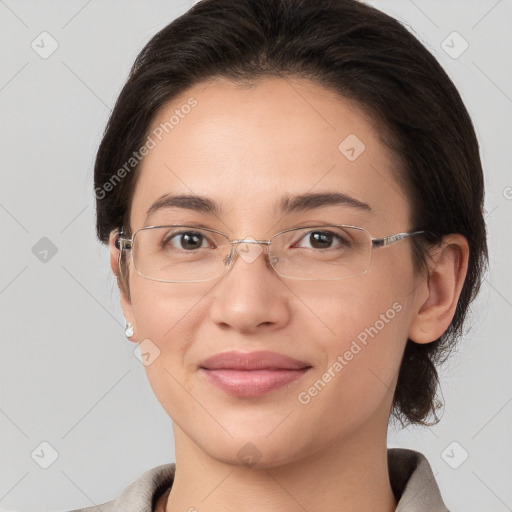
[115,77,424,467]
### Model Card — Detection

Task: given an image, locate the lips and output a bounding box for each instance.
[200,350,311,371]
[199,350,312,397]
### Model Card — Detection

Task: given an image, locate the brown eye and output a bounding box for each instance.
[163,231,210,251]
[295,230,349,250]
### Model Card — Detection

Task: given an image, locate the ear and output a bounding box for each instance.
[109,230,138,342]
[408,234,469,344]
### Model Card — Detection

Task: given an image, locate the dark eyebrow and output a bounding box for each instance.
[145,194,221,221]
[278,192,371,214]
[144,191,371,222]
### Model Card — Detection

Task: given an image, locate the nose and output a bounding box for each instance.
[208,240,291,334]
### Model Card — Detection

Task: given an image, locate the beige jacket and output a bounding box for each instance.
[67,448,449,512]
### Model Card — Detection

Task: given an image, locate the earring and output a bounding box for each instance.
[125,322,134,338]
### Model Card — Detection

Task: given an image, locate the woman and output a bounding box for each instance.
[74,0,487,510]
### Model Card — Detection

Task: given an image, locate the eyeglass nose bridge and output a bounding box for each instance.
[223,238,277,269]
[230,238,271,245]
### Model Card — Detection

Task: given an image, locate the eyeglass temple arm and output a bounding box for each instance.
[115,233,132,251]
[371,230,425,248]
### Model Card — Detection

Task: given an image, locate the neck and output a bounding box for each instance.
[165,423,397,512]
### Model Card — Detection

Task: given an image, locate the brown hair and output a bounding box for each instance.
[94,0,487,426]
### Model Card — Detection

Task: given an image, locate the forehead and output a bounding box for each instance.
[129,77,410,232]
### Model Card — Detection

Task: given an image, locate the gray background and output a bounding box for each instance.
[0,0,511,511]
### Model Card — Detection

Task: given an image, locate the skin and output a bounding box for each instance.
[109,77,469,512]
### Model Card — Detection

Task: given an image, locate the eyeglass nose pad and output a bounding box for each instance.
[223,245,239,267]
[223,252,233,267]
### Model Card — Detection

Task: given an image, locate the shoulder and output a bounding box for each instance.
[61,463,176,512]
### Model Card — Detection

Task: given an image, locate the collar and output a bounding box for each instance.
[109,448,448,512]
[388,448,449,511]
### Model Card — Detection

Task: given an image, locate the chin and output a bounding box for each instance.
[190,428,316,470]
[207,443,301,470]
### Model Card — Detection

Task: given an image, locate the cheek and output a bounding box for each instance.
[292,264,413,404]
[308,282,408,373]
[129,280,208,377]
[130,280,205,338]
[292,256,412,348]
